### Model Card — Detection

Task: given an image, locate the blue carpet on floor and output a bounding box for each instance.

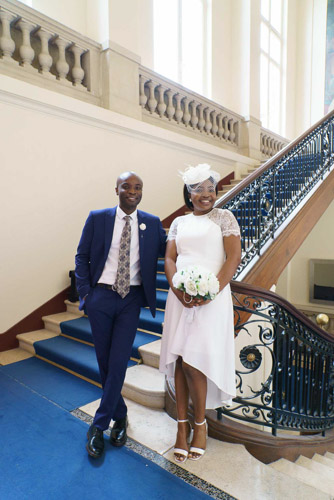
[0,370,210,500]
[0,357,102,410]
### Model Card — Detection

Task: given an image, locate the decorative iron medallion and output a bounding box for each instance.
[239,346,262,370]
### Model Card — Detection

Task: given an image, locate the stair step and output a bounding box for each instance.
[138,339,161,368]
[270,458,334,495]
[42,312,81,334]
[157,259,165,272]
[65,300,84,316]
[312,453,334,470]
[122,364,165,409]
[295,456,334,479]
[156,274,169,290]
[156,290,168,310]
[0,347,33,366]
[325,451,334,461]
[139,308,164,334]
[17,329,58,354]
[33,336,137,385]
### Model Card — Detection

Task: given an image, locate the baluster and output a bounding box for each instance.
[269,139,274,156]
[16,19,36,68]
[198,104,205,132]
[264,136,269,156]
[0,9,16,62]
[36,28,53,75]
[204,107,212,135]
[229,119,236,143]
[70,44,85,86]
[156,85,167,117]
[174,94,183,124]
[139,75,148,108]
[183,97,191,127]
[166,89,175,121]
[190,100,198,129]
[217,113,224,139]
[147,80,157,113]
[54,36,71,81]
[223,116,229,141]
[260,134,264,154]
[211,110,218,136]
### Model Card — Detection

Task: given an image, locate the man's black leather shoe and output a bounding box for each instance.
[110,416,128,447]
[86,425,104,458]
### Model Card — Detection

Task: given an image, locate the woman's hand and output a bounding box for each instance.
[193,297,211,307]
[172,288,212,308]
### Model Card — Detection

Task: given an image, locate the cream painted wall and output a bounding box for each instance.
[276,199,334,313]
[32,0,88,35]
[0,75,256,332]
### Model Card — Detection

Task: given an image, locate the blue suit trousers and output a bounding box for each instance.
[85,285,144,430]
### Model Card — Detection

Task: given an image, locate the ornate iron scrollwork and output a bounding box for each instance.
[218,287,334,435]
[240,346,262,370]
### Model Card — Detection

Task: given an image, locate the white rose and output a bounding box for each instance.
[184,277,198,296]
[139,223,146,230]
[172,272,183,289]
[208,275,219,296]
[197,278,209,296]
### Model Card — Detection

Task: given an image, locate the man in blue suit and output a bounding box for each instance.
[75,171,166,458]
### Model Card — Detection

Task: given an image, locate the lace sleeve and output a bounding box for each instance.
[220,209,241,237]
[167,217,180,240]
[209,208,240,237]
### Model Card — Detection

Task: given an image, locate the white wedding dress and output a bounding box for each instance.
[159,208,240,408]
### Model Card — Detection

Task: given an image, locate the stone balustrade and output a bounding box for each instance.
[260,128,288,158]
[0,1,290,160]
[139,66,242,148]
[0,0,101,105]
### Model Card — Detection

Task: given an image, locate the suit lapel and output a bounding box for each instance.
[104,207,117,262]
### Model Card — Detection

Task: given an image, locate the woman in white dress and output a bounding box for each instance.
[159,164,241,463]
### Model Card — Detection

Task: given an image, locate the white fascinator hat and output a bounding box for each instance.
[179,163,220,192]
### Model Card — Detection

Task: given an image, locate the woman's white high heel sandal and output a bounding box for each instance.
[173,419,193,463]
[189,419,207,461]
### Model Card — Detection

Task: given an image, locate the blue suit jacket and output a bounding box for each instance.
[75,207,166,316]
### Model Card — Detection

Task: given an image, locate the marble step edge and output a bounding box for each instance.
[42,311,82,334]
[17,329,59,354]
[122,364,165,409]
[270,458,334,496]
[296,455,334,479]
[312,453,334,470]
[325,451,334,461]
[138,339,161,368]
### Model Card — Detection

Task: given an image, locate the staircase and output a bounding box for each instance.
[270,452,334,496]
[12,258,168,410]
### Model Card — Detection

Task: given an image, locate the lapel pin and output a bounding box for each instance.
[139,223,146,231]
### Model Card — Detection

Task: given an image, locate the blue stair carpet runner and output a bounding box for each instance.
[0,366,211,500]
[33,259,168,385]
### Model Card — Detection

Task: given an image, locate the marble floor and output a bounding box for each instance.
[2,348,331,499]
[79,398,330,500]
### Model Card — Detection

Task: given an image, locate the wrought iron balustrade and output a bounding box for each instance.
[217,282,334,435]
[216,112,334,279]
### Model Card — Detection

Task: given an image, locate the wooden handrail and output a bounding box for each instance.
[231,280,334,344]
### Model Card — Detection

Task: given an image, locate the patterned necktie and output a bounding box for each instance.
[113,216,131,298]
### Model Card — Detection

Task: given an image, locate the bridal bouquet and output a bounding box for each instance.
[172,266,220,301]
